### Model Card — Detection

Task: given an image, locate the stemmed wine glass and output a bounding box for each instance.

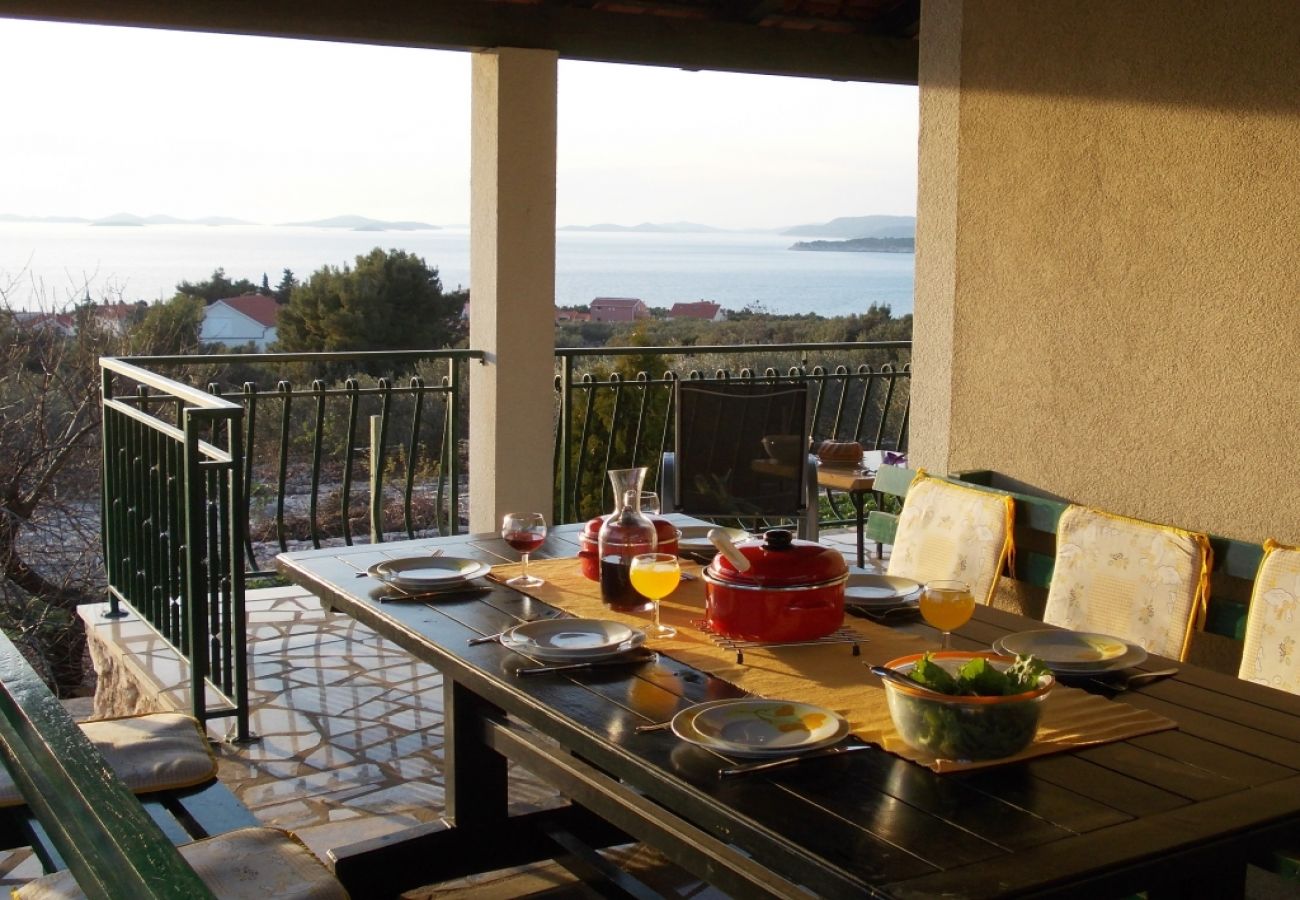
[501,512,546,588]
[629,552,680,639]
[918,579,975,649]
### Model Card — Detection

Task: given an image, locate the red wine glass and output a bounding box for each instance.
[501,512,546,587]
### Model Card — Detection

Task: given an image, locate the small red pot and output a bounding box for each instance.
[579,516,679,581]
[702,529,847,642]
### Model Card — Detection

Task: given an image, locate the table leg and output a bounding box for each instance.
[850,490,867,569]
[445,679,508,827]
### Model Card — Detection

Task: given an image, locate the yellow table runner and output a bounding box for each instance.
[493,557,1176,773]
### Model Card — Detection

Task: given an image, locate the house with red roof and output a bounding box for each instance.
[668,300,724,322]
[200,293,281,349]
[589,297,649,322]
[555,307,591,323]
[11,310,77,337]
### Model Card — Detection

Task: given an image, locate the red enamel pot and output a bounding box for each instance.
[579,515,679,581]
[701,529,848,642]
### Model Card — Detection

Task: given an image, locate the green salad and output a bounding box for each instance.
[908,653,1050,696]
[890,654,1052,761]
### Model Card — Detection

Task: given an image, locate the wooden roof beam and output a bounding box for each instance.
[0,0,918,84]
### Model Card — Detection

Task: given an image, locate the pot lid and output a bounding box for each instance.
[707,529,847,587]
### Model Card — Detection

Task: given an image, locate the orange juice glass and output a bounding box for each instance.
[919,580,974,648]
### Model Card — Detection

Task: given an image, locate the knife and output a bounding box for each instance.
[717,742,872,778]
[515,651,658,676]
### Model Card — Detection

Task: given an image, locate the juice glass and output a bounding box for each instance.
[629,553,680,639]
[919,579,974,648]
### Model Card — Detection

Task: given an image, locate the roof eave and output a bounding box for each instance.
[1,0,919,84]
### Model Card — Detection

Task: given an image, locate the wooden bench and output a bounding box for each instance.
[0,630,256,896]
[866,467,1262,668]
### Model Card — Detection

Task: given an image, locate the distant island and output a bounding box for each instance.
[559,221,723,234]
[0,212,257,226]
[790,237,914,254]
[281,215,438,232]
[91,213,257,227]
[782,215,915,239]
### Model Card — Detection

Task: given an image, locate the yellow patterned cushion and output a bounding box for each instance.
[15,827,350,900]
[0,713,216,808]
[885,473,1014,605]
[1043,506,1211,661]
[1239,539,1300,694]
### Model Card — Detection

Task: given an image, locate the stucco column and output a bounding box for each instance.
[911,0,961,473]
[469,47,558,532]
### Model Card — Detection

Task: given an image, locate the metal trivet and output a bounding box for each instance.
[693,621,863,664]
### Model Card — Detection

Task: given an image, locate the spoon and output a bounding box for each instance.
[867,664,953,697]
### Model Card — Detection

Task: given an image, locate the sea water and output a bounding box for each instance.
[0,222,914,317]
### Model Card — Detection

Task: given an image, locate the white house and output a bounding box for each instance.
[200,294,280,349]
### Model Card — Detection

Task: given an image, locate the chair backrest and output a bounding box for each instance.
[1239,539,1300,694]
[673,380,809,520]
[864,464,915,548]
[1042,505,1212,661]
[883,472,1015,605]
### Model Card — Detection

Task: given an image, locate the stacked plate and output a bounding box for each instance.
[994,629,1147,675]
[671,699,848,758]
[843,573,922,612]
[501,618,647,661]
[676,525,750,558]
[366,557,492,594]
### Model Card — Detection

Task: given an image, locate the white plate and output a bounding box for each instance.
[671,699,848,758]
[844,574,922,609]
[502,619,647,661]
[676,525,750,556]
[368,557,492,588]
[995,630,1148,674]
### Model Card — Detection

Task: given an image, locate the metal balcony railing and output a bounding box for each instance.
[100,349,481,734]
[102,342,907,729]
[554,341,911,524]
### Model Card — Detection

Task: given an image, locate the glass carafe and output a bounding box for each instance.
[597,468,657,611]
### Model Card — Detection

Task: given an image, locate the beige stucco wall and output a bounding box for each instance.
[915,0,1300,543]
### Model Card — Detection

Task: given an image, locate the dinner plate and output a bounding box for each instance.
[843,574,922,609]
[676,525,750,556]
[501,619,647,661]
[995,630,1148,674]
[368,556,492,588]
[671,699,848,758]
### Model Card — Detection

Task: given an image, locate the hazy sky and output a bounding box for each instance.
[1,18,919,231]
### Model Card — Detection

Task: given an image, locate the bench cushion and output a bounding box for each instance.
[15,826,349,900]
[0,713,217,808]
[885,472,1014,605]
[1043,506,1212,661]
[1239,539,1300,694]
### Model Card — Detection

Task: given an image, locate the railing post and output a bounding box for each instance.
[100,367,126,619]
[181,410,210,731]
[559,353,574,523]
[370,414,383,544]
[447,357,462,535]
[224,410,252,744]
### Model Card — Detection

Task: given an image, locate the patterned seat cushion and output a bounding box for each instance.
[1043,506,1211,661]
[885,473,1014,605]
[1239,539,1300,694]
[15,827,349,900]
[0,712,216,808]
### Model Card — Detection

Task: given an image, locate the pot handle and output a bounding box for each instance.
[708,528,751,572]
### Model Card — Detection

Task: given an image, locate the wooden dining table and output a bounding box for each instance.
[276,517,1300,899]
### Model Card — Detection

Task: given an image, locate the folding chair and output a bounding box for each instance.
[660,380,818,540]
